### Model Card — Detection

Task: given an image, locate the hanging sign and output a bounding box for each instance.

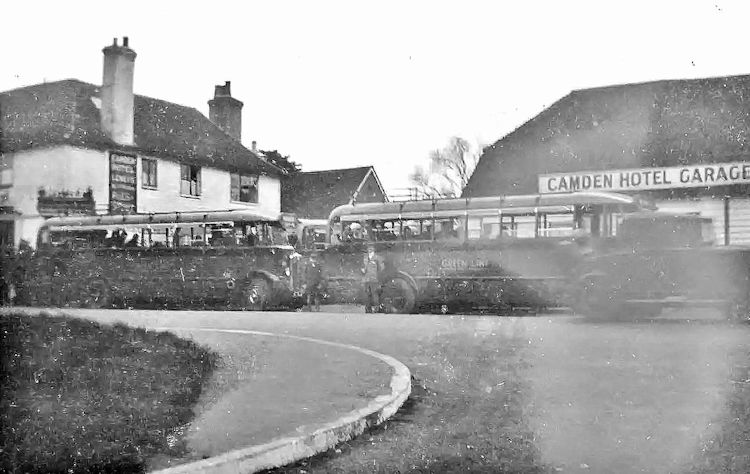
[109,152,137,214]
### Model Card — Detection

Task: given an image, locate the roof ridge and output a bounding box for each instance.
[570,73,750,95]
[1,79,284,177]
[3,79,210,115]
[300,166,372,175]
[0,78,95,95]
[132,93,286,175]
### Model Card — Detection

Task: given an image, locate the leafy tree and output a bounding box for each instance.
[260,149,301,175]
[409,136,479,198]
[260,149,303,213]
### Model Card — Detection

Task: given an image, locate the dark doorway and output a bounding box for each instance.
[0,221,14,247]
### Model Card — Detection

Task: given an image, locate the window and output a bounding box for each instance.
[0,168,11,187]
[434,218,462,241]
[0,159,12,187]
[142,158,157,188]
[230,173,259,203]
[180,164,201,196]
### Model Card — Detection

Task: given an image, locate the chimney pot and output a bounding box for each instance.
[252,140,257,152]
[101,37,136,146]
[113,37,118,46]
[208,81,243,141]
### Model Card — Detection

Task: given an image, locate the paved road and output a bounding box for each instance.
[523,311,750,473]
[57,307,750,473]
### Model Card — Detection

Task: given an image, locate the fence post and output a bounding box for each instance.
[724,195,730,246]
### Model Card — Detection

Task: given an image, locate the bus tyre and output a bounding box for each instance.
[244,277,270,311]
[381,277,416,314]
[82,279,111,309]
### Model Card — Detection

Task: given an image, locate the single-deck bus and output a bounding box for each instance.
[26,209,304,310]
[318,191,641,313]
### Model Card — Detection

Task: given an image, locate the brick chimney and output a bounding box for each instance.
[101,37,136,146]
[208,81,243,142]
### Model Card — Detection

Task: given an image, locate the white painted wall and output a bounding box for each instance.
[6,146,109,245]
[136,156,281,217]
[11,146,109,215]
[656,197,750,246]
[3,145,282,247]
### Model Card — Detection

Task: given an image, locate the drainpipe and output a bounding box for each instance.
[724,195,730,246]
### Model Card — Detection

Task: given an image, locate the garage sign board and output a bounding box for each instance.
[539,161,750,194]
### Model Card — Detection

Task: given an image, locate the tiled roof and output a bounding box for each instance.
[0,79,282,176]
[282,166,386,219]
[463,74,750,198]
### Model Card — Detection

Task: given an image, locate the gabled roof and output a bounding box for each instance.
[463,74,750,198]
[0,79,282,176]
[282,166,387,219]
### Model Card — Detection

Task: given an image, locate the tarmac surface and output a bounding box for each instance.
[149,329,399,471]
[7,306,750,473]
[523,310,750,473]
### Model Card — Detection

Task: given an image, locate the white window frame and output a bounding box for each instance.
[180,164,201,197]
[230,172,259,203]
[142,158,157,189]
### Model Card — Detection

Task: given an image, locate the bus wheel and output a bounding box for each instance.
[381,278,416,314]
[244,278,269,311]
[82,279,111,309]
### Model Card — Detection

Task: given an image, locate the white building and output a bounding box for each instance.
[0,37,284,247]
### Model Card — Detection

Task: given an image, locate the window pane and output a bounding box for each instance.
[0,168,13,186]
[239,174,258,203]
[142,159,157,188]
[435,218,461,240]
[150,161,157,186]
[230,173,240,201]
[468,217,483,240]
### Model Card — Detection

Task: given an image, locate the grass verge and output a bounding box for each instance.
[0,312,219,473]
[264,331,549,474]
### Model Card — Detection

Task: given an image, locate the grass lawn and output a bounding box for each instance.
[0,313,218,473]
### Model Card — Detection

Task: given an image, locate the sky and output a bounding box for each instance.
[1,0,747,194]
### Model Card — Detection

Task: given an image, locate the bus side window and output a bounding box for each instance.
[376,221,398,241]
[340,221,365,242]
[434,218,461,241]
[468,217,484,240]
[421,220,433,240]
[401,220,418,240]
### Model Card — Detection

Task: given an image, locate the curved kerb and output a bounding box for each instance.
[150,328,412,474]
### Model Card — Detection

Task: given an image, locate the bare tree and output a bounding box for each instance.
[409,136,479,198]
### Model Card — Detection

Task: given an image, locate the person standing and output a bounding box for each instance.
[362,244,384,313]
[304,253,324,312]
